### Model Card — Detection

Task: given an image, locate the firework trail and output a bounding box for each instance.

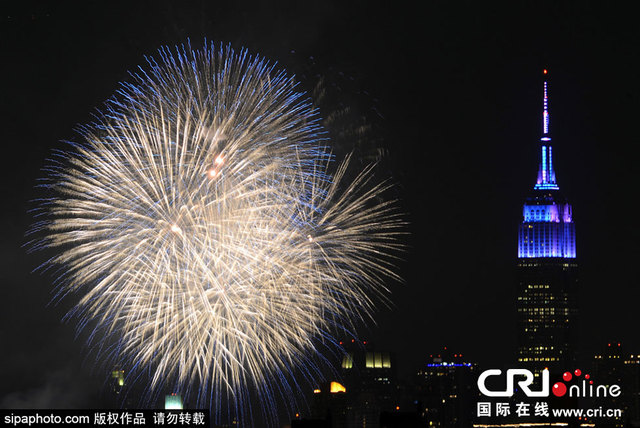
[31,43,403,425]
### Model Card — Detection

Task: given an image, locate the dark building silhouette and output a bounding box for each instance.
[379,410,424,428]
[414,348,478,427]
[308,381,350,428]
[593,342,640,427]
[516,69,578,376]
[291,419,331,428]
[339,340,398,428]
[303,340,406,428]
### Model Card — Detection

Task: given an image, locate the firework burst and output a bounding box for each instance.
[31,43,403,425]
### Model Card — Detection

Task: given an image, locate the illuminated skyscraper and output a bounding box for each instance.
[516,70,578,375]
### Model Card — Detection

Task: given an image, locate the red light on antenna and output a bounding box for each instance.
[543,69,548,74]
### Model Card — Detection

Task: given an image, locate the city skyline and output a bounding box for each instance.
[1,0,639,420]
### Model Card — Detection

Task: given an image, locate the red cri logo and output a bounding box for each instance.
[552,369,592,397]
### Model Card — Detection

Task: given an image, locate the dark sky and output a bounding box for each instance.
[1,0,639,414]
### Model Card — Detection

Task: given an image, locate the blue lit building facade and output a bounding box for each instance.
[516,70,578,375]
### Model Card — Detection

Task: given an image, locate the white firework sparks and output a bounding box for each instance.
[32,43,403,424]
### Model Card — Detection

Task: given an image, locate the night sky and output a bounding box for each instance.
[1,0,639,415]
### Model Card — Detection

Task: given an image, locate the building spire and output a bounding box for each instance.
[535,68,559,190]
[542,69,550,138]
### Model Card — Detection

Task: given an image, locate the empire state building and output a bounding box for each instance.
[516,70,578,375]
